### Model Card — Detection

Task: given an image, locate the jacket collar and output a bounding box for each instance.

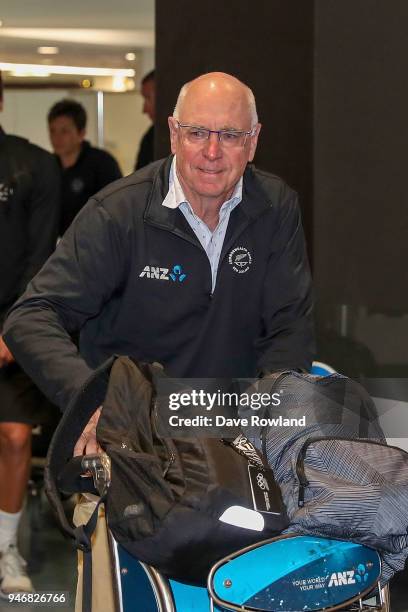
[55,140,91,171]
[144,155,271,232]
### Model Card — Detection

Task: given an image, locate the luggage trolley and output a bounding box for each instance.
[79,455,391,612]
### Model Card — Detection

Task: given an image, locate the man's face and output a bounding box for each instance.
[168,80,260,205]
[48,115,85,158]
[142,79,155,122]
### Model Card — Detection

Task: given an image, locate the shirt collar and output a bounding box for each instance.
[162,156,242,212]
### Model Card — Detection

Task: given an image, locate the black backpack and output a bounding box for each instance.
[46,356,288,587]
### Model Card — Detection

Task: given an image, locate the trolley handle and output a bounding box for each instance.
[57,453,111,497]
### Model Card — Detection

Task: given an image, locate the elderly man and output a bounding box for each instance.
[4,72,314,455]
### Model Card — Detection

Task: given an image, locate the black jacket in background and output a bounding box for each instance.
[59,140,122,235]
[4,157,315,410]
[134,125,155,170]
[0,127,60,328]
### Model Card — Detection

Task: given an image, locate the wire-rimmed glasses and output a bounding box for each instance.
[174,120,257,148]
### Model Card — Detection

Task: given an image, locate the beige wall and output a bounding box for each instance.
[104,91,151,176]
[1,89,98,152]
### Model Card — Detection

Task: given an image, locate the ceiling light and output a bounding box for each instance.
[11,67,51,78]
[125,52,136,61]
[112,75,127,92]
[0,28,154,48]
[0,62,135,78]
[37,46,59,55]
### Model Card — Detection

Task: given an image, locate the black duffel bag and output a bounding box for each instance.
[45,356,288,587]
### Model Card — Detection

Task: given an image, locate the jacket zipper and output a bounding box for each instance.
[295,436,408,508]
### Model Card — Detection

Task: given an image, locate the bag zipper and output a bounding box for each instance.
[152,397,175,478]
[295,436,408,508]
[260,371,292,459]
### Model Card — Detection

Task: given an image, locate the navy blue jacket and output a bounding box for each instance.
[4,156,314,410]
[58,140,122,235]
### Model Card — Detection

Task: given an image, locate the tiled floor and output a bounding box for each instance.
[0,494,76,612]
[0,491,407,612]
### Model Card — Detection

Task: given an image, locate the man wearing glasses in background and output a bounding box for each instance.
[4,72,314,457]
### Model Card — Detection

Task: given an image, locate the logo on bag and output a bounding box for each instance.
[124,503,145,517]
[139,264,187,282]
[256,472,269,491]
[228,247,252,274]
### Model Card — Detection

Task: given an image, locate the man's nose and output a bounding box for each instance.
[203,132,222,158]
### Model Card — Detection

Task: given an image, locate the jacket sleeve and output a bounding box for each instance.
[3,198,127,410]
[255,192,315,374]
[18,149,60,295]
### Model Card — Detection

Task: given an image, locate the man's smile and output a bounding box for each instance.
[196,167,223,174]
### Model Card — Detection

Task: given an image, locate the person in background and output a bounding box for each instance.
[0,71,60,597]
[134,70,156,170]
[48,99,122,235]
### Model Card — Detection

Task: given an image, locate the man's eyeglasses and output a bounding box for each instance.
[174,120,256,148]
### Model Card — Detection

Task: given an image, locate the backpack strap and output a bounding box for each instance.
[74,495,106,612]
[58,453,111,612]
[45,356,115,541]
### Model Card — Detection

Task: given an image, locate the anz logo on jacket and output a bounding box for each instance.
[139,264,187,283]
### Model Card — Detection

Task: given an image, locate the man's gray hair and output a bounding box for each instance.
[173,79,258,126]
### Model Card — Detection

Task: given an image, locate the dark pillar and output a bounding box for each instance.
[314,0,408,375]
[314,0,408,311]
[155,0,315,253]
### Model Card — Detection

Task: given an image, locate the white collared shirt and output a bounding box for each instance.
[162,157,242,291]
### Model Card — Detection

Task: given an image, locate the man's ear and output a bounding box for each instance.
[168,117,178,155]
[248,123,261,162]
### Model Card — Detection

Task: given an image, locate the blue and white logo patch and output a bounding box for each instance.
[139,264,187,283]
[169,265,187,282]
